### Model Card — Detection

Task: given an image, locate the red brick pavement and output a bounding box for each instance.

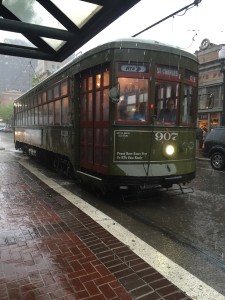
[0,161,191,300]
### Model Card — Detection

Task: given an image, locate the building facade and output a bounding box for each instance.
[196,39,224,132]
[1,90,23,105]
[34,54,74,83]
[0,39,37,94]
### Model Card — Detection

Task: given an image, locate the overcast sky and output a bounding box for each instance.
[78,0,225,55]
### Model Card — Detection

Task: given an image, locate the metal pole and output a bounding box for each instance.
[222,69,225,126]
[218,47,225,126]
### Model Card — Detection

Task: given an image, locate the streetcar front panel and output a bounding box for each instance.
[112,127,195,188]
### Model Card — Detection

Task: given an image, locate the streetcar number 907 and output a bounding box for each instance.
[155,132,178,141]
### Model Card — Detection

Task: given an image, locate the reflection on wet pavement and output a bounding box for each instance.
[0,160,190,299]
[0,162,132,299]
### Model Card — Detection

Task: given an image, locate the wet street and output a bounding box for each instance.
[2,132,225,297]
[76,159,225,296]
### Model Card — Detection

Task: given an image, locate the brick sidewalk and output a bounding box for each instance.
[0,161,190,300]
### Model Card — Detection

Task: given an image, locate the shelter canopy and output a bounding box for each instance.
[0,0,140,62]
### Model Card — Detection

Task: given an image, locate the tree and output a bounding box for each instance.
[0,103,14,126]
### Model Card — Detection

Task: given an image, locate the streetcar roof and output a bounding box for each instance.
[57,38,198,73]
[84,38,198,61]
[14,38,198,101]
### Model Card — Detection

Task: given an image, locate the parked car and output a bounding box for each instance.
[0,127,13,133]
[202,127,225,170]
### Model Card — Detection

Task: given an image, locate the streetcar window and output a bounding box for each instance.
[38,93,42,105]
[181,85,197,126]
[103,70,109,86]
[42,91,47,103]
[25,100,29,111]
[38,106,43,125]
[31,108,34,125]
[34,95,38,107]
[27,109,31,125]
[61,80,68,96]
[116,78,148,122]
[62,97,70,125]
[15,112,20,125]
[53,85,60,99]
[21,101,24,111]
[96,91,100,121]
[96,74,101,88]
[34,107,38,124]
[54,100,61,125]
[22,111,26,125]
[30,97,34,108]
[16,102,19,112]
[48,102,54,125]
[47,89,52,101]
[88,93,93,121]
[19,101,22,111]
[27,98,31,109]
[155,81,179,126]
[43,104,48,125]
[103,88,109,121]
[19,112,22,125]
[88,76,93,91]
[95,84,109,121]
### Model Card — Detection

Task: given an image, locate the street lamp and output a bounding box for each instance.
[218,46,225,126]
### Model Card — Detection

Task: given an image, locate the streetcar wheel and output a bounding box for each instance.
[211,152,225,170]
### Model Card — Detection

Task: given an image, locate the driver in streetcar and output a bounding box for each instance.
[157,98,177,125]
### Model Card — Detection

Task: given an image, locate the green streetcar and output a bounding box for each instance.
[14,38,198,193]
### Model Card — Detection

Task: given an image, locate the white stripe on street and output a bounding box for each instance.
[20,159,225,300]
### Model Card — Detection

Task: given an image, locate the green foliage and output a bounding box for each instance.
[32,74,41,87]
[0,103,14,124]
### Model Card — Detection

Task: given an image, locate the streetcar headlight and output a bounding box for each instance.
[163,144,176,158]
[165,145,175,155]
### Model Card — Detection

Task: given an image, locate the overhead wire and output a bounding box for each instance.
[132,0,202,38]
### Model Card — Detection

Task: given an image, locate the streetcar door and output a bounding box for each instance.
[80,68,110,174]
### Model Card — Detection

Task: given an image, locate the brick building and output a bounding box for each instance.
[1,90,23,106]
[196,38,224,132]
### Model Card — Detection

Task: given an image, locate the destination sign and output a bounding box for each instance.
[156,66,179,77]
[119,64,149,73]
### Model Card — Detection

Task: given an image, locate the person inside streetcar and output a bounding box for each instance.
[157,98,177,125]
